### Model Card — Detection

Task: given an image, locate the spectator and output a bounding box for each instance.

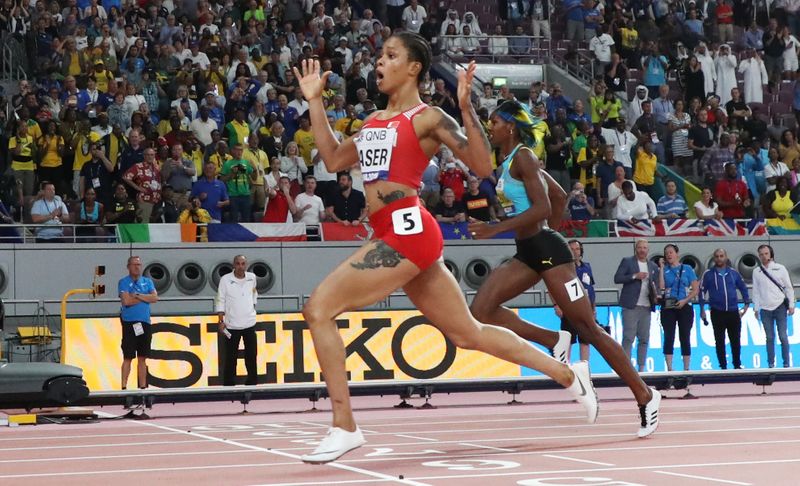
[216,255,259,386]
[325,172,366,225]
[191,161,230,223]
[488,25,509,56]
[614,181,657,222]
[545,84,571,122]
[715,44,738,106]
[402,0,427,34]
[657,180,689,219]
[614,238,658,372]
[739,49,769,104]
[744,21,764,51]
[582,0,602,42]
[627,85,650,130]
[79,133,115,206]
[762,176,796,220]
[8,121,35,197]
[191,106,218,147]
[658,244,700,371]
[632,141,658,199]
[597,89,623,128]
[575,132,601,195]
[601,117,634,177]
[684,55,706,105]
[631,100,665,166]
[105,183,138,225]
[508,24,531,56]
[752,244,795,368]
[716,0,735,44]
[694,187,724,220]
[30,182,72,243]
[544,125,573,192]
[75,187,107,242]
[567,182,597,220]
[439,157,467,201]
[162,144,196,210]
[714,162,752,218]
[556,239,601,362]
[779,130,800,169]
[123,147,162,223]
[118,256,158,390]
[434,187,466,223]
[564,0,585,42]
[688,109,715,180]
[529,0,551,39]
[725,87,752,132]
[595,146,624,210]
[589,25,614,74]
[702,133,736,182]
[37,121,67,197]
[699,248,750,370]
[294,175,326,225]
[762,19,784,88]
[263,176,299,223]
[642,43,669,99]
[220,144,255,222]
[462,176,498,222]
[668,99,694,175]
[764,147,791,193]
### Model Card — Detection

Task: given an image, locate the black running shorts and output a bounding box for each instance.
[513,228,574,274]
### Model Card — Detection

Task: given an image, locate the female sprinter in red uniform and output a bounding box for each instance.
[293,33,599,464]
[468,100,661,438]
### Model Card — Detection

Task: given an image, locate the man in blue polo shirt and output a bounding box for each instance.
[656,180,689,218]
[118,256,158,390]
[192,161,230,222]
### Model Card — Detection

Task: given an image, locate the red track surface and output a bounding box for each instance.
[2,382,800,486]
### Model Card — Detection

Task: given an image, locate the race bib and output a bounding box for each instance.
[565,278,585,302]
[356,127,397,182]
[132,322,144,336]
[495,177,505,194]
[391,205,423,235]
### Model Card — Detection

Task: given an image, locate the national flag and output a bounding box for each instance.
[320,222,370,241]
[766,216,800,235]
[745,218,767,236]
[653,218,706,237]
[207,223,307,241]
[439,222,470,240]
[615,219,655,237]
[116,223,198,243]
[558,220,610,238]
[705,219,747,237]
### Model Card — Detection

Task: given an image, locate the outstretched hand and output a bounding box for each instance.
[456,60,477,111]
[467,217,496,239]
[292,59,331,102]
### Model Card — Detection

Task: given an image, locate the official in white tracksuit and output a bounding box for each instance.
[216,255,259,385]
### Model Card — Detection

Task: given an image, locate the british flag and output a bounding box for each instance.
[616,219,706,237]
[706,219,747,237]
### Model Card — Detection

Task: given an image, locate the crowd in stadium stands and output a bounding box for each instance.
[2,0,800,242]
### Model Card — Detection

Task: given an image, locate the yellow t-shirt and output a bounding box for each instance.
[68,53,82,76]
[40,135,64,168]
[104,133,127,170]
[589,95,605,124]
[209,152,232,172]
[94,69,115,93]
[576,146,598,188]
[9,135,34,171]
[226,120,250,147]
[205,71,226,97]
[772,191,794,218]
[633,148,657,186]
[189,148,204,176]
[620,27,639,50]
[72,134,92,171]
[532,120,550,161]
[244,147,269,185]
[293,128,316,167]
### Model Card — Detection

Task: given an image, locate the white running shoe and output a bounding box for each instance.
[301,427,366,464]
[552,330,572,364]
[638,388,661,438]
[567,360,599,424]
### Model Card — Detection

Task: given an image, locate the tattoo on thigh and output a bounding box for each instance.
[377,190,406,204]
[351,241,406,269]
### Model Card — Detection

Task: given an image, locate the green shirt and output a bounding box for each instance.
[220,158,253,197]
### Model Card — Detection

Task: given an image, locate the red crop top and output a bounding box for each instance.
[354,103,430,189]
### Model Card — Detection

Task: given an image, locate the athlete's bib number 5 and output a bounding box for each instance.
[392,206,423,235]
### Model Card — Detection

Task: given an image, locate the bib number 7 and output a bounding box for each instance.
[391,206,423,235]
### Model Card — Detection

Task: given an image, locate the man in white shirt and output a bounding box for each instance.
[294,175,327,224]
[216,255,259,386]
[402,0,427,34]
[752,244,795,368]
[589,25,614,74]
[601,118,635,176]
[614,181,657,222]
[288,87,309,116]
[191,105,219,147]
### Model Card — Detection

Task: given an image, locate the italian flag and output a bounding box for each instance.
[116,224,198,243]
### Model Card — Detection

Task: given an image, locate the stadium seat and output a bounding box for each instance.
[769,102,791,116]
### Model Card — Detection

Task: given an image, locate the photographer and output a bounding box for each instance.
[179,196,212,241]
[567,182,597,220]
[658,244,700,371]
[219,144,256,222]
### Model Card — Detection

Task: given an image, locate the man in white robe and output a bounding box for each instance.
[738,50,769,104]
[715,44,738,106]
[696,43,717,99]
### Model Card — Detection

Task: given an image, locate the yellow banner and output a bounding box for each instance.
[65,311,521,391]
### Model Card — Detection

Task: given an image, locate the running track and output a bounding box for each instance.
[2,381,800,485]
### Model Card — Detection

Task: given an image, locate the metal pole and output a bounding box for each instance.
[60,288,95,365]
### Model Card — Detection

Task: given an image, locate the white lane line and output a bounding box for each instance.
[401,458,800,482]
[0,431,178,442]
[654,470,752,485]
[542,454,614,466]
[395,434,438,442]
[248,479,396,486]
[460,443,515,453]
[134,419,431,486]
[0,463,306,479]
[0,449,249,464]
[0,438,211,452]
